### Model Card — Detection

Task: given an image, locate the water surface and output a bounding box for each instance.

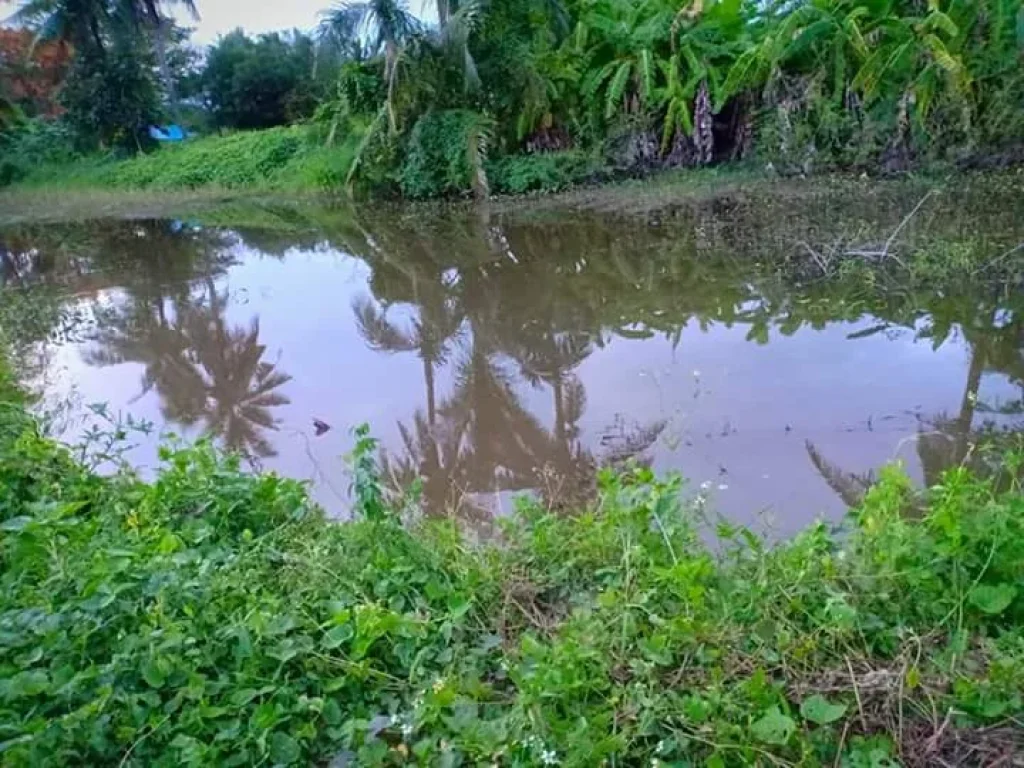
[3,183,1023,534]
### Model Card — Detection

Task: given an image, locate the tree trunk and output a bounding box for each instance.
[695,79,714,166]
[423,356,437,426]
[153,17,179,121]
[954,341,987,462]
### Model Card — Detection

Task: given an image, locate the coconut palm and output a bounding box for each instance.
[11,0,110,53]
[114,0,199,116]
[325,0,418,88]
[316,3,366,68]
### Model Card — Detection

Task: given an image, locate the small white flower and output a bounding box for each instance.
[656,740,667,754]
[401,722,414,739]
[718,484,729,491]
[541,749,559,765]
[651,760,662,768]
[699,480,712,491]
[693,370,701,378]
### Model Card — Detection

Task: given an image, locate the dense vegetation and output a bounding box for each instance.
[0,341,1022,766]
[3,0,1023,197]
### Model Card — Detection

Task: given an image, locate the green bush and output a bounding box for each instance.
[106,127,307,188]
[1,355,1023,766]
[488,150,602,195]
[399,110,492,199]
[0,119,81,188]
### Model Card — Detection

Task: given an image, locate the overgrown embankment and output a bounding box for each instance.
[0,351,1022,766]
[1,123,610,202]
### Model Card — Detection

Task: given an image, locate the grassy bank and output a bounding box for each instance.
[5,127,362,195]
[0,351,1022,767]
[2,124,609,203]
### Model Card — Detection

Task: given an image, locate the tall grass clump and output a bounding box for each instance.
[0,357,1022,766]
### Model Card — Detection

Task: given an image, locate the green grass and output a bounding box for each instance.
[0,349,1022,767]
[12,126,364,194]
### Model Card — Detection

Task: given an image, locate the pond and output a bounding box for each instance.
[3,179,1024,535]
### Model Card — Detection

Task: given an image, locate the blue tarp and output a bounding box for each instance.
[148,124,186,142]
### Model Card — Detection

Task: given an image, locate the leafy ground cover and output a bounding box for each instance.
[0,351,1022,766]
[4,125,607,200]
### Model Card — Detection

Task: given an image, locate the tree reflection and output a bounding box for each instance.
[808,300,1024,506]
[350,216,666,528]
[86,278,291,460]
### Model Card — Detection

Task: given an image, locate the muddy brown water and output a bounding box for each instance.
[3,182,1024,535]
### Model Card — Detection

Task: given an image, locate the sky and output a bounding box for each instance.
[1,1,435,46]
[170,0,334,44]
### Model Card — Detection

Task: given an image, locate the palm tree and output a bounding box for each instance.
[323,0,419,129]
[12,0,110,53]
[115,0,199,117]
[316,3,365,69]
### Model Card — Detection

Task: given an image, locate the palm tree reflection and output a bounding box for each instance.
[808,303,1024,506]
[87,280,291,460]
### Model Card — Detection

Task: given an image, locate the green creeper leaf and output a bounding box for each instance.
[141,659,167,689]
[322,698,343,727]
[157,532,181,554]
[322,623,354,649]
[6,670,49,699]
[751,707,796,745]
[0,516,33,531]
[800,694,847,725]
[269,732,301,765]
[230,686,275,706]
[968,584,1017,615]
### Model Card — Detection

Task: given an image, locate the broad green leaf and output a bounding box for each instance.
[322,623,354,649]
[751,707,796,745]
[269,732,301,765]
[6,670,49,699]
[605,60,632,119]
[141,660,167,689]
[924,34,962,74]
[969,584,1017,615]
[322,698,343,726]
[639,49,655,101]
[0,516,33,532]
[230,686,275,706]
[800,694,847,725]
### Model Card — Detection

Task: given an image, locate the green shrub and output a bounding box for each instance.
[399,110,492,199]
[488,150,602,194]
[0,119,81,188]
[106,127,308,188]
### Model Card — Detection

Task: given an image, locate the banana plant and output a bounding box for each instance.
[853,1,970,123]
[657,0,745,158]
[576,0,669,121]
[721,0,872,107]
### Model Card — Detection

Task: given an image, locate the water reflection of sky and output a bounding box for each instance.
[2,182,1018,536]
[32,234,1022,537]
